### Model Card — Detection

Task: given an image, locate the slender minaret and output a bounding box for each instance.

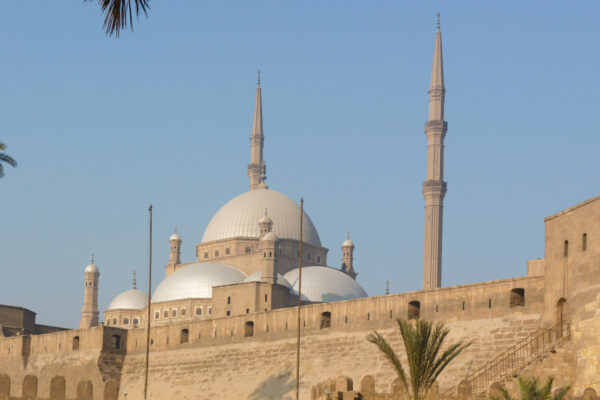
[80,255,100,329]
[247,71,268,190]
[423,14,447,290]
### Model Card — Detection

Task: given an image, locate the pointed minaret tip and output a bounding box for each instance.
[91,253,95,264]
[437,13,440,31]
[133,270,137,289]
[257,70,261,87]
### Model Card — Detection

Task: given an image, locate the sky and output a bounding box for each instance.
[0,2,599,329]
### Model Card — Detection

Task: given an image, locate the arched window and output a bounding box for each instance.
[245,247,251,254]
[196,307,202,316]
[112,318,117,325]
[462,301,466,310]
[264,294,268,302]
[244,321,254,337]
[489,299,492,308]
[556,298,566,338]
[204,252,208,259]
[510,288,525,307]
[320,312,331,329]
[180,329,189,344]
[435,304,439,312]
[123,318,129,325]
[408,301,420,320]
[72,336,80,351]
[582,233,587,251]
[111,335,121,350]
[227,296,231,305]
[389,310,393,319]
[133,318,139,325]
[564,240,569,257]
[225,248,230,255]
[155,311,160,320]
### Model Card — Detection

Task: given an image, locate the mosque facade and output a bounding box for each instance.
[1,20,600,400]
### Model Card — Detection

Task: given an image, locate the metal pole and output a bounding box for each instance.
[143,205,153,400]
[295,198,304,400]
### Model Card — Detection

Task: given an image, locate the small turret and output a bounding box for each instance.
[80,255,100,329]
[166,228,182,276]
[259,209,273,239]
[261,229,278,284]
[341,234,357,279]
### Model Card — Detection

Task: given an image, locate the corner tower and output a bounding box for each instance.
[423,15,447,290]
[247,72,268,190]
[79,255,100,329]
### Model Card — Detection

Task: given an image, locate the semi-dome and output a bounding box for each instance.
[283,266,368,303]
[201,189,321,247]
[152,262,247,303]
[107,289,147,310]
[243,271,292,289]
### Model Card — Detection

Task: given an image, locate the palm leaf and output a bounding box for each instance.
[0,154,17,167]
[84,0,150,37]
[367,330,408,390]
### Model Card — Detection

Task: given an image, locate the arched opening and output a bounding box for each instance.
[489,299,492,308]
[556,298,567,338]
[0,374,10,399]
[564,240,569,257]
[72,336,80,350]
[582,233,587,251]
[510,288,525,308]
[320,312,331,329]
[104,379,118,400]
[111,334,121,350]
[77,380,93,400]
[462,301,466,310]
[245,321,254,337]
[408,301,420,320]
[180,329,189,344]
[22,375,38,400]
[50,376,66,400]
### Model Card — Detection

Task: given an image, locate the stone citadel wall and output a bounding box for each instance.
[0,276,544,399]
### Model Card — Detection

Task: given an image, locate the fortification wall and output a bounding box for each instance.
[0,326,125,400]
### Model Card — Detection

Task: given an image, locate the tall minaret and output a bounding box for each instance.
[80,255,100,329]
[423,14,447,290]
[247,72,268,190]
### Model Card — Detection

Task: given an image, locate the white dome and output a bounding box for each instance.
[202,189,321,247]
[152,262,247,303]
[283,266,368,303]
[342,239,354,247]
[243,271,292,289]
[107,289,147,310]
[170,232,181,241]
[85,263,99,273]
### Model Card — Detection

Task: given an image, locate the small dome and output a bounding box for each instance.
[202,189,321,246]
[85,263,99,273]
[152,262,247,303]
[262,231,278,241]
[170,232,181,241]
[107,289,147,310]
[259,214,273,225]
[243,271,292,289]
[342,239,354,247]
[283,266,367,303]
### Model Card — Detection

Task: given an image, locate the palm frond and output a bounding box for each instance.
[552,386,570,400]
[84,0,150,37]
[0,154,17,167]
[0,163,4,178]
[367,330,408,390]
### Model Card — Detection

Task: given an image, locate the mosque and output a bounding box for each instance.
[1,19,599,400]
[96,72,368,331]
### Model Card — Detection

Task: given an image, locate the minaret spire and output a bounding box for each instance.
[423,14,447,290]
[247,71,268,190]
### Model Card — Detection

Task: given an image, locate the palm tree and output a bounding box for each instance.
[85,0,150,37]
[367,319,471,400]
[0,142,17,178]
[493,377,570,400]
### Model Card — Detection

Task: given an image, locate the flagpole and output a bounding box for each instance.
[295,198,304,400]
[143,205,153,400]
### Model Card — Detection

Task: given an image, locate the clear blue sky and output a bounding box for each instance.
[1,2,598,328]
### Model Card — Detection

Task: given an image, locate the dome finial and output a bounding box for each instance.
[91,253,95,264]
[257,70,261,87]
[174,226,178,234]
[347,232,350,240]
[133,270,137,289]
[436,13,440,31]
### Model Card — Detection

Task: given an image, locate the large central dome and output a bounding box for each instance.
[202,189,322,246]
